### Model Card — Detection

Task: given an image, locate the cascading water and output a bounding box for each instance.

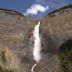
[33,21,41,63]
[31,21,41,72]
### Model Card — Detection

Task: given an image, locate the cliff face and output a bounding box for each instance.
[0,9,38,72]
[40,5,72,72]
[0,5,72,72]
[42,5,72,52]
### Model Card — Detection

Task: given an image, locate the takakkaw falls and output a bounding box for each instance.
[0,4,72,72]
[31,21,41,72]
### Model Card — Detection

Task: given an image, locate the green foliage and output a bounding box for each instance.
[59,50,72,72]
[48,4,72,16]
[58,40,72,72]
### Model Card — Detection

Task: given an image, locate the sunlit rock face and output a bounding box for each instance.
[39,5,72,72]
[0,9,38,72]
[41,5,72,52]
[0,5,72,72]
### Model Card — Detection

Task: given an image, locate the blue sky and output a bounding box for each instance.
[0,0,72,19]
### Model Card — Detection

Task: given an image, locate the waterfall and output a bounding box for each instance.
[33,21,41,63]
[31,21,41,72]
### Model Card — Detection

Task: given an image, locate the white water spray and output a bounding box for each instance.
[33,21,41,63]
[31,21,41,72]
[31,63,37,72]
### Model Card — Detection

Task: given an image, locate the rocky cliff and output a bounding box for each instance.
[0,5,72,72]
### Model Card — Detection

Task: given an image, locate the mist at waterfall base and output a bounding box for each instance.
[31,21,41,72]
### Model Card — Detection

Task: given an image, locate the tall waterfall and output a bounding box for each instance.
[33,21,41,63]
[31,21,41,72]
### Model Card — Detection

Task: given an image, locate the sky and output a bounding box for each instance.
[0,0,72,19]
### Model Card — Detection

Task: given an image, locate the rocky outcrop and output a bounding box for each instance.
[0,5,72,72]
[40,4,72,72]
[41,4,72,52]
[0,8,38,72]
